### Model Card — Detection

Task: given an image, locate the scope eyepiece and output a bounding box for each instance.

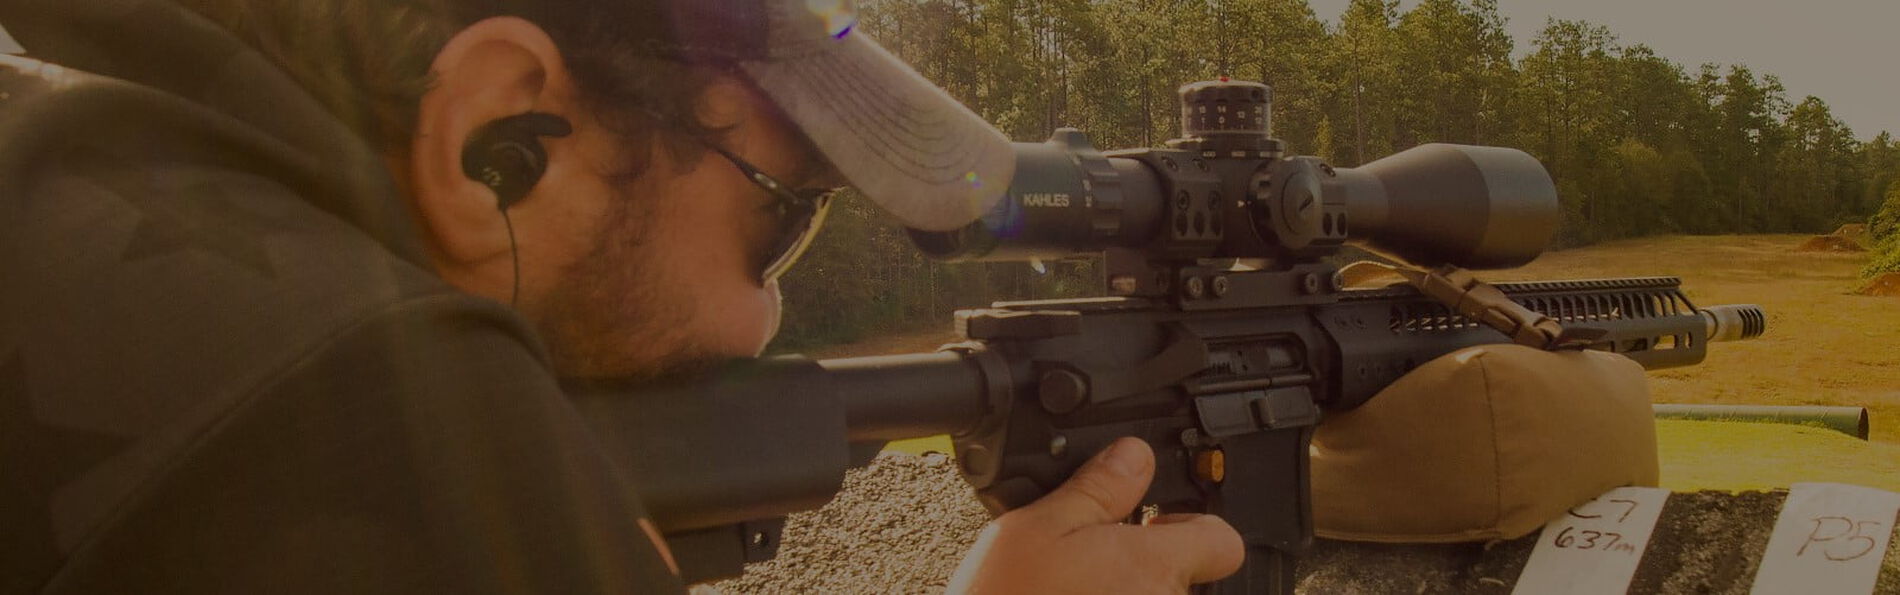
[908,129,1160,262]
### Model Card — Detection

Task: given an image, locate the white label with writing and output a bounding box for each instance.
[0,22,23,55]
[1512,486,1671,595]
[1750,482,1900,595]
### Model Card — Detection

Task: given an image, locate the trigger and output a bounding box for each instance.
[975,477,1046,515]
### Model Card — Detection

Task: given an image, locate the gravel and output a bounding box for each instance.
[713,453,986,595]
[715,455,1900,594]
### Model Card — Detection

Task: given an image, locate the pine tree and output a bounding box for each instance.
[1330,0,1401,165]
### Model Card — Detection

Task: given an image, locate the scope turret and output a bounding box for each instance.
[1179,79,1272,139]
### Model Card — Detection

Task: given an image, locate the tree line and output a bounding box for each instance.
[1868,186,1900,277]
[770,0,1900,350]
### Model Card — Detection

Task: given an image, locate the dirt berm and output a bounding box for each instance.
[1859,272,1900,297]
[1796,235,1866,252]
[714,454,1900,594]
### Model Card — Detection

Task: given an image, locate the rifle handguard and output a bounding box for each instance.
[1393,265,1607,350]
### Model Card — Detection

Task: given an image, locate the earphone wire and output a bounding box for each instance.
[502,209,521,306]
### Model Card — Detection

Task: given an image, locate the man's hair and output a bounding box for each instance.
[175,0,729,178]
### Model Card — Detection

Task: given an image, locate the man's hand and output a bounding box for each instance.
[946,437,1245,594]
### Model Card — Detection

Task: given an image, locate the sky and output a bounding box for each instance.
[1305,0,1900,140]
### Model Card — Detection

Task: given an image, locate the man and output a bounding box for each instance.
[0,0,1241,592]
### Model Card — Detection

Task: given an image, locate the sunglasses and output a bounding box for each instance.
[701,144,840,283]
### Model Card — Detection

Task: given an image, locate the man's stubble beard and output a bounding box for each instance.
[533,190,725,382]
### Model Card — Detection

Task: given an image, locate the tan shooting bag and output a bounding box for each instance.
[1308,316,1659,542]
[1314,342,1656,543]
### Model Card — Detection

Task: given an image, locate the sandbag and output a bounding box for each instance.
[1311,344,1658,543]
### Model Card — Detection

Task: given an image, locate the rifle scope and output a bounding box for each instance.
[910,80,1559,270]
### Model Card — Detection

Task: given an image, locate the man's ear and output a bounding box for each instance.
[409,17,573,270]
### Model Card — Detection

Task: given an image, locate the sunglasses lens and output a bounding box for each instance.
[760,191,835,283]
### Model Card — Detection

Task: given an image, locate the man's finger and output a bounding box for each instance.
[1017,437,1155,531]
[1137,514,1247,585]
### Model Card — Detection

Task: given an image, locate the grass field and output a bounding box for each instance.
[809,234,1900,489]
[1495,234,1900,444]
[1657,420,1900,492]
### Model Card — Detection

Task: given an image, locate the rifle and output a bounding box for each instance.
[566,80,1767,593]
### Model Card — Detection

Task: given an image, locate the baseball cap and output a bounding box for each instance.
[661,0,1014,232]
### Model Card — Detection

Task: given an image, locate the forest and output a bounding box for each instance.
[771,0,1900,350]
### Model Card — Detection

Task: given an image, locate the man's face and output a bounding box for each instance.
[530,82,840,379]
[405,20,841,380]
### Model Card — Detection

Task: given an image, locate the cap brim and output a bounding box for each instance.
[740,32,1012,232]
